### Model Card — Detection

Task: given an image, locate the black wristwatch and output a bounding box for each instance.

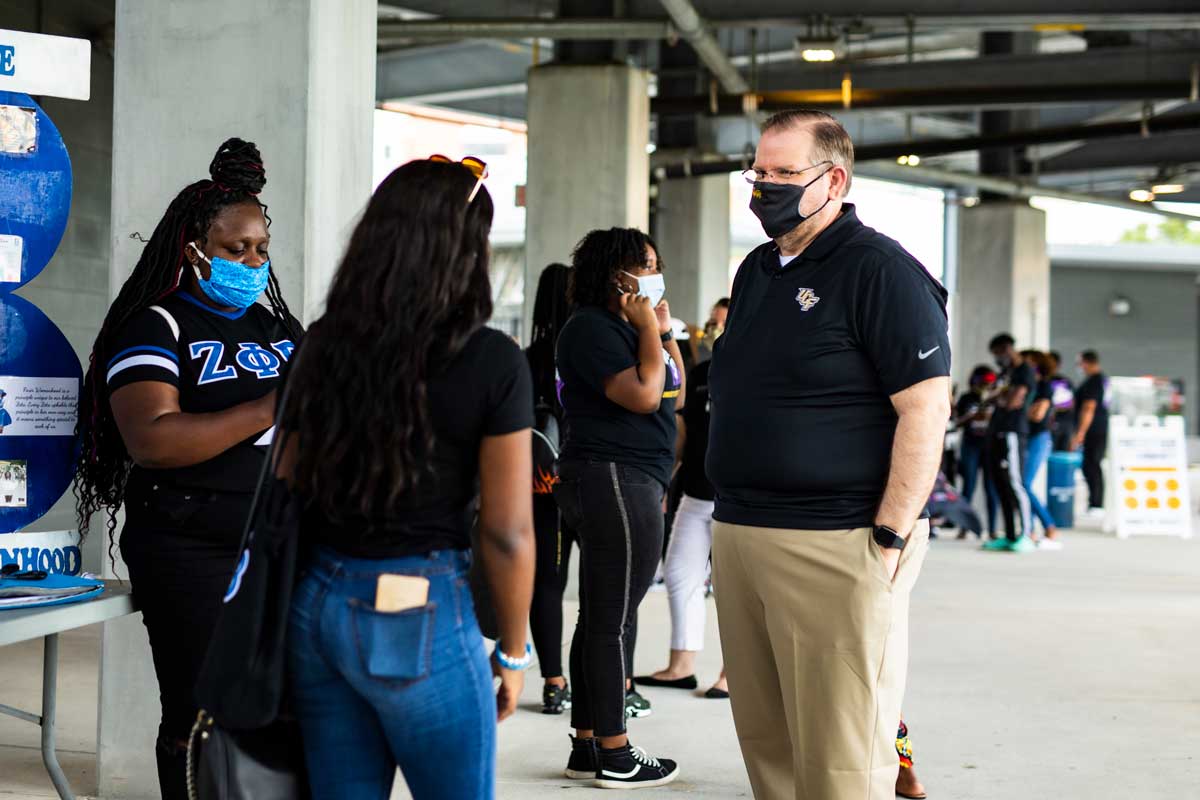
[660,331,674,344]
[873,525,907,551]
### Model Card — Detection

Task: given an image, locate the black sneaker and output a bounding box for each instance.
[564,735,597,780]
[624,687,652,718]
[595,743,680,789]
[542,682,572,715]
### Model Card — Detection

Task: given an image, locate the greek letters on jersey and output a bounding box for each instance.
[106,290,301,493]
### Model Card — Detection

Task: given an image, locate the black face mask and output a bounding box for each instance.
[749,166,833,239]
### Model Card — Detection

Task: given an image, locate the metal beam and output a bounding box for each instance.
[375,14,1200,40]
[657,0,749,94]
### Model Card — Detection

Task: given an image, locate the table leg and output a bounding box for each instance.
[41,634,75,800]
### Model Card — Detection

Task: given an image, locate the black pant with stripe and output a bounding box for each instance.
[553,460,664,737]
[986,432,1031,541]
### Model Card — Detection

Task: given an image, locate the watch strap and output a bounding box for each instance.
[873,525,907,550]
[660,331,674,344]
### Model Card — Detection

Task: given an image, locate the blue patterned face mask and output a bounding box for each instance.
[188,243,270,309]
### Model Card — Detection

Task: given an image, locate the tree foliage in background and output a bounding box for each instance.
[1120,218,1200,245]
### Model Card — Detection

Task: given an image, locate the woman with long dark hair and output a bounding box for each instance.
[553,227,683,789]
[72,139,300,798]
[280,158,535,800]
[526,262,579,714]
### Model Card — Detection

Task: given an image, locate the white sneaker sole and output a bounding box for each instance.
[626,706,653,718]
[595,765,680,790]
[564,768,595,780]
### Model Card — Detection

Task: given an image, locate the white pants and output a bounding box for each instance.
[664,494,716,652]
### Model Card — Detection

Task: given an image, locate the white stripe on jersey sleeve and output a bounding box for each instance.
[254,426,275,446]
[107,355,180,384]
[148,305,181,341]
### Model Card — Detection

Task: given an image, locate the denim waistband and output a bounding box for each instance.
[305,545,471,583]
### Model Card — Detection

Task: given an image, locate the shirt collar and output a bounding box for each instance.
[768,203,863,270]
[176,289,249,320]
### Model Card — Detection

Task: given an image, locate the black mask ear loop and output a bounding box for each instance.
[798,166,835,220]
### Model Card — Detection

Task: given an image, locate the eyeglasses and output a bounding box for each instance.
[429,154,489,203]
[741,161,832,185]
[1,563,48,581]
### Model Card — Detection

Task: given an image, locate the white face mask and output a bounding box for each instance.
[623,271,666,308]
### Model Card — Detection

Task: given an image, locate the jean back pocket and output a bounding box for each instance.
[348,599,436,683]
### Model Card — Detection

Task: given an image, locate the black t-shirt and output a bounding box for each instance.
[1028,379,1054,436]
[556,306,681,488]
[106,291,299,495]
[991,362,1037,435]
[707,204,951,530]
[956,391,989,441]
[304,327,533,558]
[1075,372,1110,436]
[679,360,713,501]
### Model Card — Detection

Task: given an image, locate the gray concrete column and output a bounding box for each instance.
[654,174,731,325]
[954,201,1050,385]
[101,2,375,796]
[524,63,650,337]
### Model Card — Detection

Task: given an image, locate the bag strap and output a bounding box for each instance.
[235,354,299,554]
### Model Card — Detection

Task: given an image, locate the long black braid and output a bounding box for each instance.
[526,263,572,410]
[73,138,299,553]
[568,227,663,309]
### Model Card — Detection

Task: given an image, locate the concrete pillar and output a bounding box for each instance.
[654,174,731,325]
[100,2,375,796]
[953,201,1050,386]
[524,64,650,338]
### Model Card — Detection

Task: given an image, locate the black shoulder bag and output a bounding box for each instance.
[187,375,310,800]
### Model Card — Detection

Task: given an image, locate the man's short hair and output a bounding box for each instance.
[989,333,1015,351]
[1049,350,1062,365]
[1080,350,1100,365]
[761,109,855,193]
[713,297,730,309]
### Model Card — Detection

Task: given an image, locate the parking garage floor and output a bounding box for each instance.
[3,527,1198,799]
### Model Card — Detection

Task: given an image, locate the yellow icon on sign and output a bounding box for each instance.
[1147,497,1161,509]
[1168,497,1182,510]
[1167,479,1180,491]
[1124,479,1137,491]
[1125,497,1139,509]
[1145,480,1158,491]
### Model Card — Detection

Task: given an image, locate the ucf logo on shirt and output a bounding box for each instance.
[795,288,821,312]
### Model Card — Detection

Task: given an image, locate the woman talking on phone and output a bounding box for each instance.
[72,139,300,799]
[553,227,684,789]
[279,157,535,800]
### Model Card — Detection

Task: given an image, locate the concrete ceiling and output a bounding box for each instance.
[375,3,1200,206]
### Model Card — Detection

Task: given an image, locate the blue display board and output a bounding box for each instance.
[0,92,81,556]
[0,90,72,290]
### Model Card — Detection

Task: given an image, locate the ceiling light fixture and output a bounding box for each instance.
[1151,183,1185,194]
[897,154,921,166]
[1129,189,1156,202]
[795,35,845,63]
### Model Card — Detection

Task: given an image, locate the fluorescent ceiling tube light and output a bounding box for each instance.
[1129,189,1156,202]
[795,35,845,62]
[1151,183,1185,194]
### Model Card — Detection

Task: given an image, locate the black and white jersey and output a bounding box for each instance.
[106,291,300,493]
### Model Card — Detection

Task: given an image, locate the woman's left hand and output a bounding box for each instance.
[655,300,672,335]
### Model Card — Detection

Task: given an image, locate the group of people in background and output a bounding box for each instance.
[954,336,1110,550]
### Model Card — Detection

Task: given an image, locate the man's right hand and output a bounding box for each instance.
[622,293,659,333]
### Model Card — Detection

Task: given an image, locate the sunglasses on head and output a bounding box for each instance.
[1,563,48,581]
[428,154,489,203]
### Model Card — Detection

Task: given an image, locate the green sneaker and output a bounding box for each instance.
[625,687,653,719]
[982,537,1013,552]
[1009,535,1037,553]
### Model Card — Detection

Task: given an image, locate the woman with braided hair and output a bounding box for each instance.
[72,138,300,799]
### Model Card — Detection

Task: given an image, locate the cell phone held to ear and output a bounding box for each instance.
[375,574,430,612]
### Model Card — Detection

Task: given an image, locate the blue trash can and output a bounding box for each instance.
[1047,451,1083,529]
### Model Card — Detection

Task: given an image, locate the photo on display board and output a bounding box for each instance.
[0,104,38,154]
[0,460,28,508]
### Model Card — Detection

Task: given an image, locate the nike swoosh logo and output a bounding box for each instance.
[918,346,941,360]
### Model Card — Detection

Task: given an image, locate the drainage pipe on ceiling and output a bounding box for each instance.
[655,0,749,95]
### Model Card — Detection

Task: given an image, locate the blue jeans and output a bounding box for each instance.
[959,436,999,533]
[288,547,495,800]
[1022,431,1058,532]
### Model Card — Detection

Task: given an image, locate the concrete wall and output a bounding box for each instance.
[1050,263,1199,428]
[4,1,114,562]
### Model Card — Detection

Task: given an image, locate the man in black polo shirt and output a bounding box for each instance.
[982,334,1037,552]
[1071,350,1110,515]
[707,110,950,800]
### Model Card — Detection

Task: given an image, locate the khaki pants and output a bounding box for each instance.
[712,520,930,800]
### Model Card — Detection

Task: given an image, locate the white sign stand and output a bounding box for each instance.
[0,29,91,101]
[1108,415,1193,539]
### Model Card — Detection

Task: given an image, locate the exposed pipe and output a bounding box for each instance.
[652,111,1200,179]
[375,15,1200,40]
[656,0,749,94]
[651,81,1197,115]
